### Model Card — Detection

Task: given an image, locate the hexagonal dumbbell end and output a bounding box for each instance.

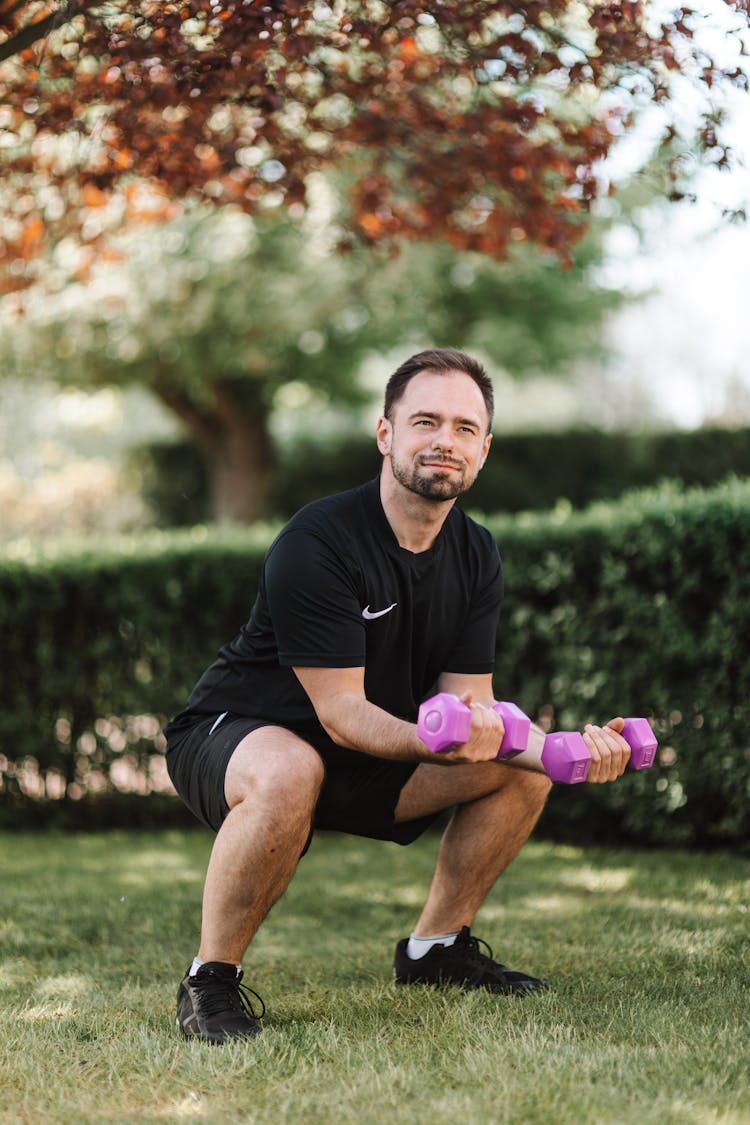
[621,717,658,770]
[492,701,531,760]
[541,731,591,784]
[417,692,471,753]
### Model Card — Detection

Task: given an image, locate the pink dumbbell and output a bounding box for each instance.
[417,693,530,756]
[533,719,658,784]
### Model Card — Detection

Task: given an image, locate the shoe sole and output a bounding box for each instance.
[393,972,546,995]
[177,1016,262,1044]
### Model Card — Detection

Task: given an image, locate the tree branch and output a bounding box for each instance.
[0,1,88,65]
[2,1,33,22]
[153,384,221,454]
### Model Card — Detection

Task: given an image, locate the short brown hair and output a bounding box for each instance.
[383,348,494,431]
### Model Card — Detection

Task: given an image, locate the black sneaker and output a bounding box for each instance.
[176,961,265,1043]
[393,926,547,995]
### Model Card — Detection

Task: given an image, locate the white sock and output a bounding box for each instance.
[189,957,241,977]
[406,932,459,960]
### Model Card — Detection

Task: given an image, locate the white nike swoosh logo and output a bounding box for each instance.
[362,603,397,620]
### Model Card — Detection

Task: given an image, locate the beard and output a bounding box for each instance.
[390,451,473,501]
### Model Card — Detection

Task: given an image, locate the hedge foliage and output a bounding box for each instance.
[135,425,750,523]
[2,479,749,847]
[0,524,274,829]
[484,479,750,848]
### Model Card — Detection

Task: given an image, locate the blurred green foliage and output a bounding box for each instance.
[2,206,621,519]
[3,210,620,393]
[1,479,749,847]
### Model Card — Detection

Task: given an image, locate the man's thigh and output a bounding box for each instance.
[393,760,548,824]
[167,712,433,844]
[166,713,321,832]
[227,731,441,847]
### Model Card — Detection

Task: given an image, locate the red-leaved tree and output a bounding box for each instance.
[2,0,748,293]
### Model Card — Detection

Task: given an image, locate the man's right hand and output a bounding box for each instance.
[421,689,506,765]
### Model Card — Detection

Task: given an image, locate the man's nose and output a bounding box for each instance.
[432,424,454,449]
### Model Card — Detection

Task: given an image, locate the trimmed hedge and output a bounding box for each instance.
[274,426,750,518]
[485,479,750,848]
[1,480,749,847]
[134,425,750,524]
[0,524,274,828]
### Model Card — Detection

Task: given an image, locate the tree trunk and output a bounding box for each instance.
[203,408,274,524]
[154,381,275,524]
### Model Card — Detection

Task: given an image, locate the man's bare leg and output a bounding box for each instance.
[394,762,550,935]
[198,727,325,965]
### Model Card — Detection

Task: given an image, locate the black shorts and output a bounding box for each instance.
[164,710,441,846]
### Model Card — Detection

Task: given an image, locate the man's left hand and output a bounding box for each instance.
[582,717,631,783]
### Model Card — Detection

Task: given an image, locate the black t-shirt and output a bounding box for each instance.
[183,478,503,741]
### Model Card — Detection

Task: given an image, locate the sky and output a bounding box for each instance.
[602,212,750,428]
[592,4,750,429]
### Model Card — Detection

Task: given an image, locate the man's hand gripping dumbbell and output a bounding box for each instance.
[417,692,657,784]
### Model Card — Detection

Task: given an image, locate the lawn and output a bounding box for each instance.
[1,828,748,1125]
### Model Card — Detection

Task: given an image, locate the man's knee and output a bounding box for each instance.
[505,765,552,811]
[225,728,325,815]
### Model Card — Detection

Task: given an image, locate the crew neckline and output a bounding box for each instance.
[360,477,449,561]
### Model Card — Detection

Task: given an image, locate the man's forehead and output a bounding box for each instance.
[397,369,488,421]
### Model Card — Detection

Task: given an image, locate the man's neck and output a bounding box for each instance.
[379,470,456,554]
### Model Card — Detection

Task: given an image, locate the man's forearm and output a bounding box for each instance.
[294,668,508,765]
[319,693,428,762]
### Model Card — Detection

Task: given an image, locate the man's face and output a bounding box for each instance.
[377,369,492,502]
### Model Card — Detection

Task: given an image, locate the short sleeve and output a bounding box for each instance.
[443,540,503,673]
[264,528,366,667]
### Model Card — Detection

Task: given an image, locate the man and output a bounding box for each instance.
[164,347,631,1044]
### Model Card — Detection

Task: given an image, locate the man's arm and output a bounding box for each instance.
[295,664,631,779]
[292,666,505,765]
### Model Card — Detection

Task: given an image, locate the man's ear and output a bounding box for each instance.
[376,416,392,455]
[478,431,492,470]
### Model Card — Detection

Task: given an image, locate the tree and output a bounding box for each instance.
[2,1,748,292]
[1,208,380,521]
[3,2,745,521]
[0,204,622,521]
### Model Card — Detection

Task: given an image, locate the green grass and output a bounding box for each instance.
[1,829,749,1125]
